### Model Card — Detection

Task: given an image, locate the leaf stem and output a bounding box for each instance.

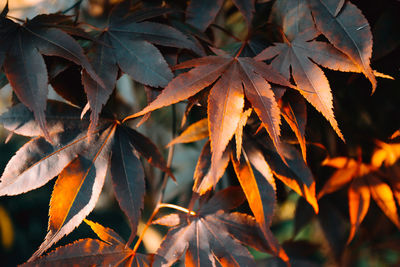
[79,21,105,32]
[234,41,247,59]
[6,15,24,23]
[210,24,241,42]
[158,203,197,215]
[129,105,177,254]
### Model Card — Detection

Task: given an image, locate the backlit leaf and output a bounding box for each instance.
[347,177,370,244]
[208,63,244,180]
[231,151,276,231]
[235,108,252,160]
[367,175,400,228]
[256,27,345,140]
[30,125,116,260]
[168,118,209,147]
[23,239,133,267]
[84,219,125,245]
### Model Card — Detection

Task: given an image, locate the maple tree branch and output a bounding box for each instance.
[129,105,177,253]
[210,24,241,42]
[62,0,83,14]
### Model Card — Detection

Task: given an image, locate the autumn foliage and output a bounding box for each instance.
[0,0,399,266]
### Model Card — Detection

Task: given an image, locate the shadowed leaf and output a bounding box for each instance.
[232,0,255,26]
[153,187,256,266]
[110,127,145,236]
[186,0,224,31]
[281,92,307,162]
[82,33,118,133]
[123,126,174,179]
[259,140,318,213]
[0,14,101,139]
[307,0,377,91]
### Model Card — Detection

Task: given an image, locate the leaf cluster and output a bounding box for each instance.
[0,0,399,266]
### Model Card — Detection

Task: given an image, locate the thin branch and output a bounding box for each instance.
[210,24,241,42]
[128,105,178,254]
[62,0,83,14]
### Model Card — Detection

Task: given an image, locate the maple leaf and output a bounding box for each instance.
[186,0,255,31]
[280,91,307,162]
[307,0,377,92]
[320,157,400,243]
[230,147,289,262]
[82,3,199,131]
[0,4,102,140]
[0,100,170,260]
[152,187,284,266]
[23,220,150,266]
[167,118,209,147]
[256,0,383,141]
[124,49,295,190]
[171,115,317,214]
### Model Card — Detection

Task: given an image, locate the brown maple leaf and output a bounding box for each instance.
[152,187,287,266]
[124,48,295,191]
[23,219,150,266]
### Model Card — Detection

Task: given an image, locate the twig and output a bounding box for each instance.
[62,0,83,14]
[128,105,177,255]
[210,24,241,42]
